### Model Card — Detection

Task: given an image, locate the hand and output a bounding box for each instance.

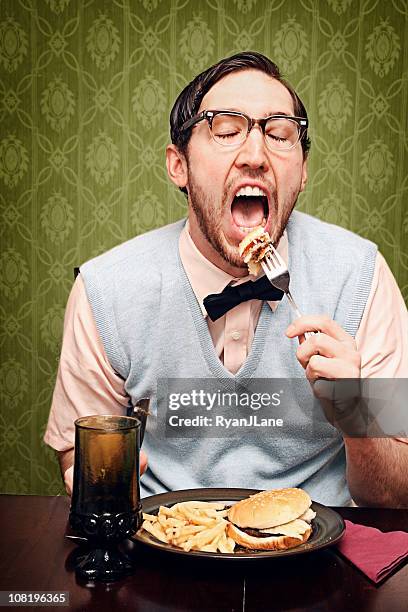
[140,449,148,475]
[285,315,361,382]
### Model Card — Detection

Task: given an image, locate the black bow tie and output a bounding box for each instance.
[203,275,284,322]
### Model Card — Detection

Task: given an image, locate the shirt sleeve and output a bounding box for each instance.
[357,252,408,378]
[43,275,130,452]
[356,252,408,445]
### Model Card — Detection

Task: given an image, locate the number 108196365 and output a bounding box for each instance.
[0,592,69,606]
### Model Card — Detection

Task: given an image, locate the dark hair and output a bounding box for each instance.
[170,51,311,160]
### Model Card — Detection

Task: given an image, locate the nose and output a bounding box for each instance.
[234,125,270,172]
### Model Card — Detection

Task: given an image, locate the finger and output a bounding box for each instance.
[296,333,352,369]
[286,315,352,343]
[140,449,148,475]
[305,356,360,382]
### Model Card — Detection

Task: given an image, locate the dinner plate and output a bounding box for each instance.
[132,487,345,560]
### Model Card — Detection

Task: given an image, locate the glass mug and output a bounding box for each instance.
[69,415,142,582]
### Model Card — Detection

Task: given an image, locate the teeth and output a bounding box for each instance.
[239,218,267,233]
[236,186,266,198]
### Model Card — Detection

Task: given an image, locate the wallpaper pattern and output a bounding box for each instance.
[0,0,407,494]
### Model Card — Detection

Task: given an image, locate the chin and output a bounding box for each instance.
[220,251,247,272]
[219,239,248,270]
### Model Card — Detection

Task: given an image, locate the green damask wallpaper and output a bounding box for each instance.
[0,0,407,495]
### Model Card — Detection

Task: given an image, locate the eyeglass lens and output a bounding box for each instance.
[211,113,301,150]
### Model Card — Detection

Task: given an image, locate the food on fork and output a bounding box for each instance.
[238,225,272,275]
[226,488,316,550]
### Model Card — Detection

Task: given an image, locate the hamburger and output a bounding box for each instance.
[238,226,272,275]
[226,488,316,551]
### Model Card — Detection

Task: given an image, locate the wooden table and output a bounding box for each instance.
[0,495,407,611]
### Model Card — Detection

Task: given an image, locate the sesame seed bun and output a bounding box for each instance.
[227,488,312,529]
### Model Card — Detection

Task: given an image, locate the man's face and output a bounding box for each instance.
[172,69,307,275]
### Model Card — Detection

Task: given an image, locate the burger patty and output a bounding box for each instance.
[231,524,284,538]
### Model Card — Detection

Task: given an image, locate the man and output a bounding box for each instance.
[44,52,408,506]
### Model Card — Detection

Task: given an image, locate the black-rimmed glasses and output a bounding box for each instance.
[180,110,308,152]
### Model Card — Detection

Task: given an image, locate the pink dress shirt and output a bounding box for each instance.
[44,223,408,490]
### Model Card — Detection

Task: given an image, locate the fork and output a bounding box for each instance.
[261,244,314,339]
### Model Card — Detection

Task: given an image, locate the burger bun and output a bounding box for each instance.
[227,488,312,529]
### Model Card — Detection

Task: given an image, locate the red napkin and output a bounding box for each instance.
[336,519,408,583]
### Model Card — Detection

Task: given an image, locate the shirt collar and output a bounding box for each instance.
[179,220,289,317]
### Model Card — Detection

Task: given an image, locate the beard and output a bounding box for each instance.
[186,165,301,269]
[188,175,245,268]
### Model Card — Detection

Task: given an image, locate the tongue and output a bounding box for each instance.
[231,196,265,227]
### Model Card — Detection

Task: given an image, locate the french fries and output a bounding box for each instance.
[139,500,236,553]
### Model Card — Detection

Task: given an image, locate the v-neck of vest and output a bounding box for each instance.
[173,231,272,380]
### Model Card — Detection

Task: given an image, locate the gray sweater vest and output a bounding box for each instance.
[81,211,377,504]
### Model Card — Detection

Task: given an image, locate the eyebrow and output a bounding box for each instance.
[215,107,294,117]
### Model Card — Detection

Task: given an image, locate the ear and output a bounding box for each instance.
[300,158,308,192]
[166,144,188,189]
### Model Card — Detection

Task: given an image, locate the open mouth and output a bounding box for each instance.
[230,186,269,235]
